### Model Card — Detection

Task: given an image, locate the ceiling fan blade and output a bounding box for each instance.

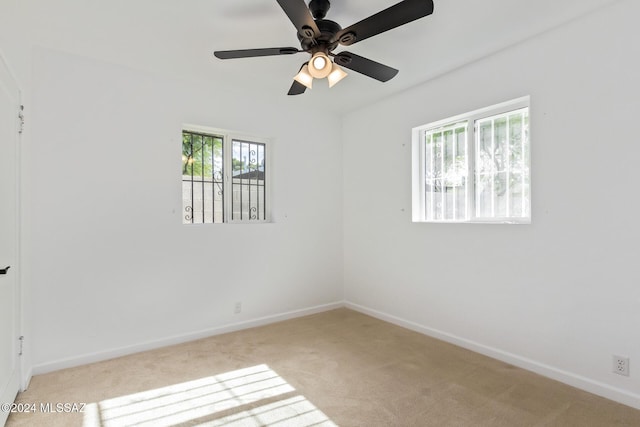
[276,0,321,39]
[287,80,307,96]
[214,47,300,59]
[333,52,398,82]
[334,0,434,46]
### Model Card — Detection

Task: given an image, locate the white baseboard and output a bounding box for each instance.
[32,301,344,376]
[345,302,640,410]
[21,366,32,392]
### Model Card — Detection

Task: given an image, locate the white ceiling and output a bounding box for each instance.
[5,0,618,113]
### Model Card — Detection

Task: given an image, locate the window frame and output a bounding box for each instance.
[182,124,271,224]
[412,96,530,224]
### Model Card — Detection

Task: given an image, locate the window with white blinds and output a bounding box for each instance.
[475,108,530,220]
[423,121,469,221]
[412,97,530,223]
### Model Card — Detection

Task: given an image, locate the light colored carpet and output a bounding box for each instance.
[6,308,640,426]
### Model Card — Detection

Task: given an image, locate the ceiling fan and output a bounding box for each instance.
[213,0,435,95]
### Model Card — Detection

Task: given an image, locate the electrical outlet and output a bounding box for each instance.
[234,302,242,314]
[613,355,630,376]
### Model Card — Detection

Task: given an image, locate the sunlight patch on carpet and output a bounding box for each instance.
[194,395,336,426]
[82,364,337,427]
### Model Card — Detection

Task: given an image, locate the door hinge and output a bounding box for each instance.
[18,336,24,356]
[18,105,24,134]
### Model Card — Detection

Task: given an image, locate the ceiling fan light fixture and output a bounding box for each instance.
[308,52,332,79]
[293,64,314,89]
[312,55,326,70]
[328,63,348,88]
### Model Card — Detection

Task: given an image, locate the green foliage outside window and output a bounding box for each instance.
[182,131,223,179]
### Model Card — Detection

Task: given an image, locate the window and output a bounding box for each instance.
[412,97,530,223]
[182,130,224,224]
[182,127,269,224]
[231,139,267,221]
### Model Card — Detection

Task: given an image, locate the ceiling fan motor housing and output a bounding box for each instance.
[299,18,342,52]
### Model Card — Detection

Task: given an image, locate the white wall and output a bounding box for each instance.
[24,48,343,371]
[343,0,640,408]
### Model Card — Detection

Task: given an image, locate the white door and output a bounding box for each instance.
[0,53,21,427]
